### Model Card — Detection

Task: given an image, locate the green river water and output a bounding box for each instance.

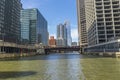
[0,52,120,80]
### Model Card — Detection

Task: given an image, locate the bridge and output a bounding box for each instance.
[0,41,36,54]
[44,46,80,54]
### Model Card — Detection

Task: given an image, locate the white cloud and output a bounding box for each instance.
[71,28,78,42]
[70,24,78,42]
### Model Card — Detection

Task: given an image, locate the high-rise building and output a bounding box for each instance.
[56,23,67,47]
[64,21,72,46]
[56,38,66,47]
[72,42,78,46]
[85,0,120,46]
[0,0,5,40]
[49,36,56,47]
[0,0,22,43]
[57,24,67,39]
[77,0,88,47]
[84,0,120,52]
[21,8,48,45]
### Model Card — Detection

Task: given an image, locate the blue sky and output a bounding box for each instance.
[21,0,78,42]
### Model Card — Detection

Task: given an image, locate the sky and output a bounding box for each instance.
[21,0,78,42]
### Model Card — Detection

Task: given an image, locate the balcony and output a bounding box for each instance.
[97,18,104,22]
[104,0,110,2]
[107,35,114,39]
[104,6,111,10]
[96,10,103,14]
[114,14,120,17]
[98,31,105,34]
[113,5,119,9]
[113,10,120,14]
[106,26,113,30]
[104,2,110,5]
[106,30,114,34]
[96,0,102,3]
[114,22,120,25]
[98,35,105,39]
[105,14,112,18]
[112,1,119,5]
[99,39,106,43]
[105,18,112,21]
[114,20,120,23]
[115,31,120,37]
[96,3,102,6]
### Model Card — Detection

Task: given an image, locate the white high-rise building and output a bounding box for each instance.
[84,0,120,52]
[85,0,120,46]
[77,0,88,47]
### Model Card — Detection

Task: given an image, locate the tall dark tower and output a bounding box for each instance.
[4,0,22,43]
[0,0,5,40]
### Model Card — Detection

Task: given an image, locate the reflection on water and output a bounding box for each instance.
[0,52,85,80]
[0,71,36,79]
[0,53,82,61]
[0,52,120,80]
[80,56,120,80]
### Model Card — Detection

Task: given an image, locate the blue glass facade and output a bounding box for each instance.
[56,22,72,47]
[56,24,67,47]
[20,8,48,45]
[64,21,72,46]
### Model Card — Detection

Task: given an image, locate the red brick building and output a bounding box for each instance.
[49,36,56,47]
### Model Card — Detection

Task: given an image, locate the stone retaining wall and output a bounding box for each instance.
[0,53,37,59]
[83,52,120,58]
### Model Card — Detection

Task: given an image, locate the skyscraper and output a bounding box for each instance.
[77,0,88,47]
[85,0,120,46]
[64,21,72,46]
[21,8,48,45]
[0,0,22,43]
[0,0,5,40]
[84,0,120,53]
[56,23,67,47]
[72,42,78,46]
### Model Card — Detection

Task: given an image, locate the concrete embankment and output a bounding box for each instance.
[83,52,120,58]
[0,53,38,59]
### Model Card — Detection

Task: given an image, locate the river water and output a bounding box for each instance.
[0,52,85,80]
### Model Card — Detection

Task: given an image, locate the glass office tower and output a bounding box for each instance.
[56,23,67,47]
[21,8,48,45]
[64,21,72,46]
